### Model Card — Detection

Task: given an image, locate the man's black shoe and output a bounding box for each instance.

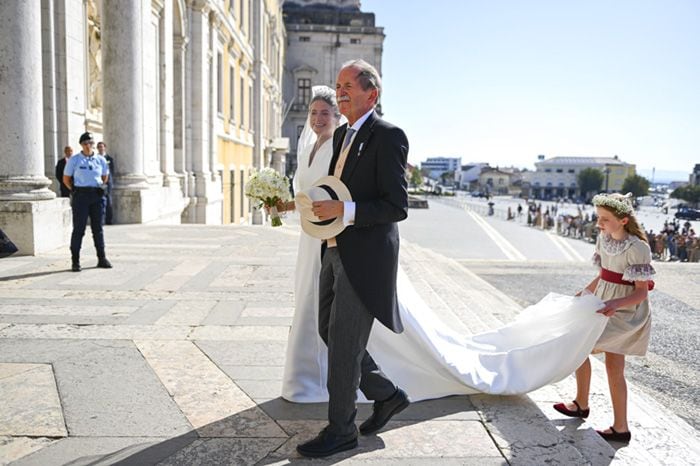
[359,388,410,435]
[296,427,358,458]
[97,258,112,268]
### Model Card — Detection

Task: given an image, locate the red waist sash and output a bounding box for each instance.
[600,267,654,291]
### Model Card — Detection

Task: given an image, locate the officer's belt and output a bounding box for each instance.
[73,187,102,192]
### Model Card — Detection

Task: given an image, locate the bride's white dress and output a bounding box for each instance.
[282,139,608,402]
[281,137,333,402]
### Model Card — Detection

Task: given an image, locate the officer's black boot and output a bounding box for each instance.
[71,254,81,272]
[96,250,112,269]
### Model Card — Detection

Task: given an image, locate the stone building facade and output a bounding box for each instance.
[523,155,636,200]
[282,0,384,176]
[0,0,286,254]
[478,167,516,196]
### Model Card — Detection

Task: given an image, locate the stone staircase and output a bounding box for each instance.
[399,239,700,465]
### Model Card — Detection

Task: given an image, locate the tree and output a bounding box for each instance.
[577,168,604,200]
[621,174,650,197]
[671,184,700,207]
[409,167,423,189]
[440,170,455,186]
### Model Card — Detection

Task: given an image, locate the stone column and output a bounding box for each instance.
[159,1,177,186]
[0,1,71,255]
[0,1,53,202]
[182,3,222,224]
[102,0,146,190]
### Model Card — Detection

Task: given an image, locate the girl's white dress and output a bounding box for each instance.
[282,140,616,402]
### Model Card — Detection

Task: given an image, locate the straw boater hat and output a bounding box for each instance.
[295,176,352,240]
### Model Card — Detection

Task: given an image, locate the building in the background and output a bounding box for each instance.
[0,0,286,254]
[478,168,514,196]
[420,157,462,181]
[282,0,384,176]
[215,0,287,225]
[523,155,636,200]
[690,164,700,186]
[456,163,488,190]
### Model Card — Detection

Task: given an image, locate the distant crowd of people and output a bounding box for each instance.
[523,202,699,263]
[647,220,698,263]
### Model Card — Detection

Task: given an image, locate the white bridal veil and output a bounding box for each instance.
[293,85,347,195]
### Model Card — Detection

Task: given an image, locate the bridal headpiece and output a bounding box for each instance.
[592,192,634,216]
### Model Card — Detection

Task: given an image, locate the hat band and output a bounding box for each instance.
[310,184,340,226]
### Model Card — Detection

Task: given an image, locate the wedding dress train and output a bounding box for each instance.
[367,268,608,400]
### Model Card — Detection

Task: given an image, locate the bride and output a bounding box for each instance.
[278,86,337,401]
[280,85,609,403]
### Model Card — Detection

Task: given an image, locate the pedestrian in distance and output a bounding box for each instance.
[96,141,115,224]
[63,132,112,272]
[55,146,73,197]
[554,192,655,443]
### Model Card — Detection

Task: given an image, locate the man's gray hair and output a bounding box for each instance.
[341,59,382,99]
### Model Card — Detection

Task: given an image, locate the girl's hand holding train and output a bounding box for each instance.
[597,299,621,317]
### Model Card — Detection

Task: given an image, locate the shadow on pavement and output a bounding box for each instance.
[105,395,476,465]
[0,269,76,281]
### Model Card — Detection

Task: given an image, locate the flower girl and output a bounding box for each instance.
[554,193,655,443]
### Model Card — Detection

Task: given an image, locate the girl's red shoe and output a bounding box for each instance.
[597,426,631,443]
[553,400,590,419]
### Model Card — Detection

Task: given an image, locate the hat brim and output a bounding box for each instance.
[296,176,352,240]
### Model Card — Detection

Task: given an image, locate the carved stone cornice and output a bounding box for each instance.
[173,36,190,50]
[188,0,210,14]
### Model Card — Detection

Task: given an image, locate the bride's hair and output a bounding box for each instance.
[309,86,341,120]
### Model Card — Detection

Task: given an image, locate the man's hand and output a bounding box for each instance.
[312,200,344,221]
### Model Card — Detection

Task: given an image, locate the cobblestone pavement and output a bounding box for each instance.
[0,222,698,465]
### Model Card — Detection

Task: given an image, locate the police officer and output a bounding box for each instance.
[63,132,112,272]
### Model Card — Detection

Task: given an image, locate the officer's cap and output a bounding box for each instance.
[79,132,94,144]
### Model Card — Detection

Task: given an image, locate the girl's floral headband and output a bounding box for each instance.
[592,193,634,216]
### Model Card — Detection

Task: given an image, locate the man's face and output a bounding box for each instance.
[64,146,73,158]
[335,66,377,124]
[97,143,106,154]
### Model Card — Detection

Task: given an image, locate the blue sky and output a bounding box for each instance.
[362,0,699,177]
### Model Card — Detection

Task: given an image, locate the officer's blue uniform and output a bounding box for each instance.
[64,149,110,270]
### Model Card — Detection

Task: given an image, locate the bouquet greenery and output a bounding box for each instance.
[245,168,291,227]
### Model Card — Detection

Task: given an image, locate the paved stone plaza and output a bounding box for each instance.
[1,223,699,465]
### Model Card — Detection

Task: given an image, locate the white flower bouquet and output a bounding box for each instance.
[245,168,291,227]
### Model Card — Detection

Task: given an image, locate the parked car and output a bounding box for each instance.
[675,207,700,221]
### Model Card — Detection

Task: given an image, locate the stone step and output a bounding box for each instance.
[399,238,700,465]
[400,239,588,464]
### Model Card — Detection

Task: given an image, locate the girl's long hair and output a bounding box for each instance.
[600,205,648,243]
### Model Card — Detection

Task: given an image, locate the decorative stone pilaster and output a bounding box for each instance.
[160,1,178,188]
[173,36,190,198]
[182,3,222,224]
[0,1,70,255]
